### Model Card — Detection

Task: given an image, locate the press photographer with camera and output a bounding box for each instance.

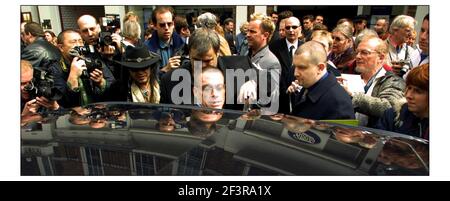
[77,15,122,75]
[48,29,115,108]
[77,15,122,56]
[21,60,60,126]
[386,15,421,78]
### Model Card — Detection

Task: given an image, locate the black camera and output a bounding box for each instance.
[393,59,412,77]
[98,31,116,47]
[25,68,62,101]
[71,45,103,76]
[174,45,190,64]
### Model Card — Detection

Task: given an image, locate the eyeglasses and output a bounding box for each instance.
[203,84,225,94]
[285,25,299,30]
[332,36,346,42]
[355,49,378,56]
[158,22,174,28]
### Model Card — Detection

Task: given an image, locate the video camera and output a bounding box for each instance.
[70,45,103,77]
[24,68,62,101]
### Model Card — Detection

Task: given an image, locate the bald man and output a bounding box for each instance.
[77,15,120,56]
[289,41,354,120]
[77,15,102,45]
[269,16,304,114]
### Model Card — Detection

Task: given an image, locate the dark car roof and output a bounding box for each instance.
[21,102,429,176]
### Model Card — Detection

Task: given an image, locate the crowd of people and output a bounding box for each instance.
[20,6,429,140]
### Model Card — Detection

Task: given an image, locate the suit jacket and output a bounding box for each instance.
[291,73,355,120]
[269,38,303,114]
[249,45,281,114]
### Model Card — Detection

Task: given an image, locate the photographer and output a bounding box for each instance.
[386,15,421,78]
[77,15,122,77]
[77,15,122,56]
[21,60,60,126]
[48,29,114,108]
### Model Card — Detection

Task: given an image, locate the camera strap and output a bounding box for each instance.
[388,42,409,63]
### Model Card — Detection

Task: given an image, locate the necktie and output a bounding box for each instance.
[289,45,295,62]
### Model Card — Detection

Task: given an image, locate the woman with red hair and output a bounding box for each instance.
[376,64,429,140]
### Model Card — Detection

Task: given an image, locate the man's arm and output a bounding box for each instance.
[352,76,406,118]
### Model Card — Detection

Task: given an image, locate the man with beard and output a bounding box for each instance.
[342,36,405,127]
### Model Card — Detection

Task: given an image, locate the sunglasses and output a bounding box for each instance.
[158,22,174,28]
[285,25,299,30]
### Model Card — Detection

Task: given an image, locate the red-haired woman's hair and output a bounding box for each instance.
[406,63,429,91]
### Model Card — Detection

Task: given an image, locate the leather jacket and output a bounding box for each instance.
[21,37,62,69]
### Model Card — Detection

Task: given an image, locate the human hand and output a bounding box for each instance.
[22,99,39,116]
[287,80,301,94]
[337,77,353,97]
[100,45,116,56]
[162,56,181,72]
[238,80,257,104]
[69,57,87,78]
[90,68,105,87]
[36,96,60,111]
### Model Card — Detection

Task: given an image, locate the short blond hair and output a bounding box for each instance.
[311,30,333,52]
[250,12,275,40]
[123,20,141,40]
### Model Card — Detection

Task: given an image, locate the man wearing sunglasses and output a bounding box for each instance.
[270,16,303,114]
[144,6,186,78]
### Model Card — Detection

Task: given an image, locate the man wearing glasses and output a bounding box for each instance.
[342,36,406,127]
[386,15,421,78]
[269,16,303,114]
[144,6,186,78]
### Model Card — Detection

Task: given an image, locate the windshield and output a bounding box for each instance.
[21,102,429,176]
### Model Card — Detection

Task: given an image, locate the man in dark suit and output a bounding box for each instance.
[269,16,303,114]
[290,41,355,120]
